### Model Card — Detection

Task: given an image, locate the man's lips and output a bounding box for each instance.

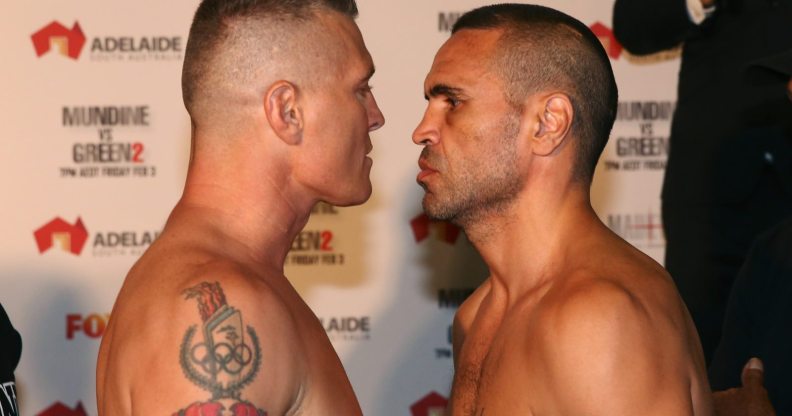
[417,159,437,182]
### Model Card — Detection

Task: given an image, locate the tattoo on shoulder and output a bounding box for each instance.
[173,281,267,416]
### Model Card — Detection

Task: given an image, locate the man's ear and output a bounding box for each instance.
[530,93,573,156]
[264,80,303,145]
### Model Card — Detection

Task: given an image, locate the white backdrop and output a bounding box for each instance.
[0,1,678,415]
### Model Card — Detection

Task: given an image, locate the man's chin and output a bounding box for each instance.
[328,182,372,207]
[421,196,456,222]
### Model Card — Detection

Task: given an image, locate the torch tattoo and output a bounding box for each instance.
[173,281,267,416]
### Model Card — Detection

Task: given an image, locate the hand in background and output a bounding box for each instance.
[713,358,775,416]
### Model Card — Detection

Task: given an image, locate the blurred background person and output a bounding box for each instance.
[713,358,776,416]
[710,50,792,412]
[613,0,792,364]
[0,304,20,416]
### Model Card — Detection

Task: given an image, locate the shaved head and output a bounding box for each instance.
[182,0,359,131]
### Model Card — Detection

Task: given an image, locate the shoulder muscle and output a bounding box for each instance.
[537,279,692,415]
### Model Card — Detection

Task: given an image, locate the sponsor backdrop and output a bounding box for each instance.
[1,0,677,415]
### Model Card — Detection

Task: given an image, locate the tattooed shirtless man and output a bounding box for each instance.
[96,1,384,414]
[413,4,713,415]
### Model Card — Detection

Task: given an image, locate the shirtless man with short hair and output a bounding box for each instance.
[412,4,713,415]
[96,0,384,414]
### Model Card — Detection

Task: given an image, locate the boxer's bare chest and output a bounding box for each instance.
[449,300,508,415]
[449,294,544,416]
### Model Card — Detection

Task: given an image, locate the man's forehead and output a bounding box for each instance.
[360,47,375,71]
[424,29,502,89]
[438,28,502,59]
[320,11,366,47]
[313,11,374,78]
[336,15,373,63]
[352,34,375,80]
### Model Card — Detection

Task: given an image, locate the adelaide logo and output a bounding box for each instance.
[411,391,448,416]
[35,401,87,416]
[34,217,89,255]
[31,21,86,60]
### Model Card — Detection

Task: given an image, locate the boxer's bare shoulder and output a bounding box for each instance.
[97,252,306,416]
[519,274,699,415]
[450,242,712,415]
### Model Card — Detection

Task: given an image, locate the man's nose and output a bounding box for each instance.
[368,94,385,132]
[412,108,439,146]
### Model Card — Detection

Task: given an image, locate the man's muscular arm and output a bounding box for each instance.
[109,275,304,415]
[172,280,286,415]
[535,280,695,415]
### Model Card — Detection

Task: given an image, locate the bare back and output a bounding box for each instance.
[96,224,362,416]
[449,229,714,416]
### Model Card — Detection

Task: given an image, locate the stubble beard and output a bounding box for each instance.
[421,113,522,228]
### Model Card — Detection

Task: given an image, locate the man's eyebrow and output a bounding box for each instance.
[425,84,463,100]
[360,65,376,83]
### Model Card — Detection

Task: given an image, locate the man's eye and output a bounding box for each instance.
[447,97,460,108]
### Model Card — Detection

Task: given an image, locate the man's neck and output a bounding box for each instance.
[168,135,315,272]
[464,180,602,303]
